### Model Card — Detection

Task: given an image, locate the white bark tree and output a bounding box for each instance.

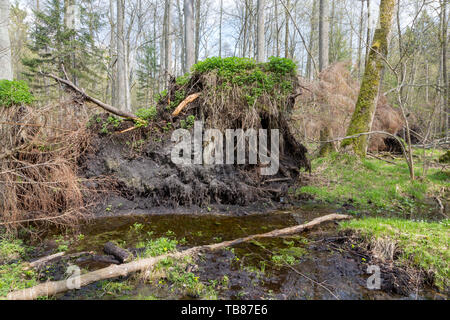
[319,0,329,71]
[0,0,13,80]
[164,0,172,86]
[256,0,265,62]
[184,0,194,72]
[116,0,131,112]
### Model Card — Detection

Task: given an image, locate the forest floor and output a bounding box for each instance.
[297,148,449,293]
[1,147,448,300]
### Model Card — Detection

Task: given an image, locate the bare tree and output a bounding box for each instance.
[164,0,172,86]
[0,0,13,80]
[184,0,195,71]
[319,0,329,71]
[256,0,265,62]
[116,0,131,111]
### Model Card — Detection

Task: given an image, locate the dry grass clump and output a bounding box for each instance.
[0,99,92,235]
[293,62,404,151]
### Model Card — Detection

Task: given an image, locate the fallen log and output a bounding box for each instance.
[171,93,201,117]
[7,213,350,300]
[103,242,132,263]
[26,251,92,270]
[43,72,138,120]
[76,255,120,265]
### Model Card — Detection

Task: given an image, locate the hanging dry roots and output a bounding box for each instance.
[0,101,92,235]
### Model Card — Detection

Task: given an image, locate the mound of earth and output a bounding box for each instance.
[80,57,311,215]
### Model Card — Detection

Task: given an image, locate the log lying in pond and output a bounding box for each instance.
[103,242,132,263]
[26,252,92,270]
[76,255,120,265]
[7,213,351,300]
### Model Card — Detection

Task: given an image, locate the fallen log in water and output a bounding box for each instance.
[103,242,132,263]
[7,213,351,300]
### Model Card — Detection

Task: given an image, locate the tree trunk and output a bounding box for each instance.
[256,0,265,62]
[219,0,223,57]
[318,0,329,71]
[194,0,200,63]
[357,0,364,77]
[365,0,371,65]
[164,0,172,87]
[440,0,448,133]
[342,0,396,156]
[284,0,289,58]
[116,0,130,112]
[184,0,195,71]
[0,0,13,80]
[108,0,116,106]
[306,0,318,80]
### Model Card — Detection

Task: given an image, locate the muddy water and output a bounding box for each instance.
[59,204,442,300]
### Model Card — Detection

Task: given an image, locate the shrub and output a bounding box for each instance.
[0,80,34,107]
[136,106,157,121]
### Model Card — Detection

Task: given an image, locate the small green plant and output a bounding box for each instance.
[180,115,195,129]
[141,237,178,257]
[136,106,157,121]
[271,247,307,266]
[0,80,34,107]
[101,280,133,296]
[130,222,144,233]
[0,239,26,264]
[0,263,37,297]
[175,74,190,86]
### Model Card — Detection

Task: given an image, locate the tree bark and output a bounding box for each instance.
[0,0,13,80]
[103,242,132,263]
[342,0,396,156]
[306,0,318,80]
[164,0,172,87]
[256,0,265,62]
[116,0,130,112]
[7,214,351,300]
[184,0,195,71]
[45,72,138,120]
[284,0,289,58]
[319,0,329,71]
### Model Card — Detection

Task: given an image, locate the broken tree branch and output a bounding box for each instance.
[7,213,351,300]
[42,73,139,120]
[172,93,201,117]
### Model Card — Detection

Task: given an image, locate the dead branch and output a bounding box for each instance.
[43,73,138,120]
[7,213,351,300]
[171,93,201,117]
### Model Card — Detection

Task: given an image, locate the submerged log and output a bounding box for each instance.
[7,213,351,300]
[103,242,132,263]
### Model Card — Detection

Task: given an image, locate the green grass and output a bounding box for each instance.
[297,151,449,212]
[0,263,38,297]
[271,246,308,266]
[0,239,26,264]
[137,237,178,258]
[0,238,37,298]
[341,217,449,291]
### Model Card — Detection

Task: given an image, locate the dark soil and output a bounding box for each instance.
[80,116,310,217]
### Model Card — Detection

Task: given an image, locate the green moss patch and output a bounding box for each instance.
[341,217,449,291]
[297,151,449,213]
